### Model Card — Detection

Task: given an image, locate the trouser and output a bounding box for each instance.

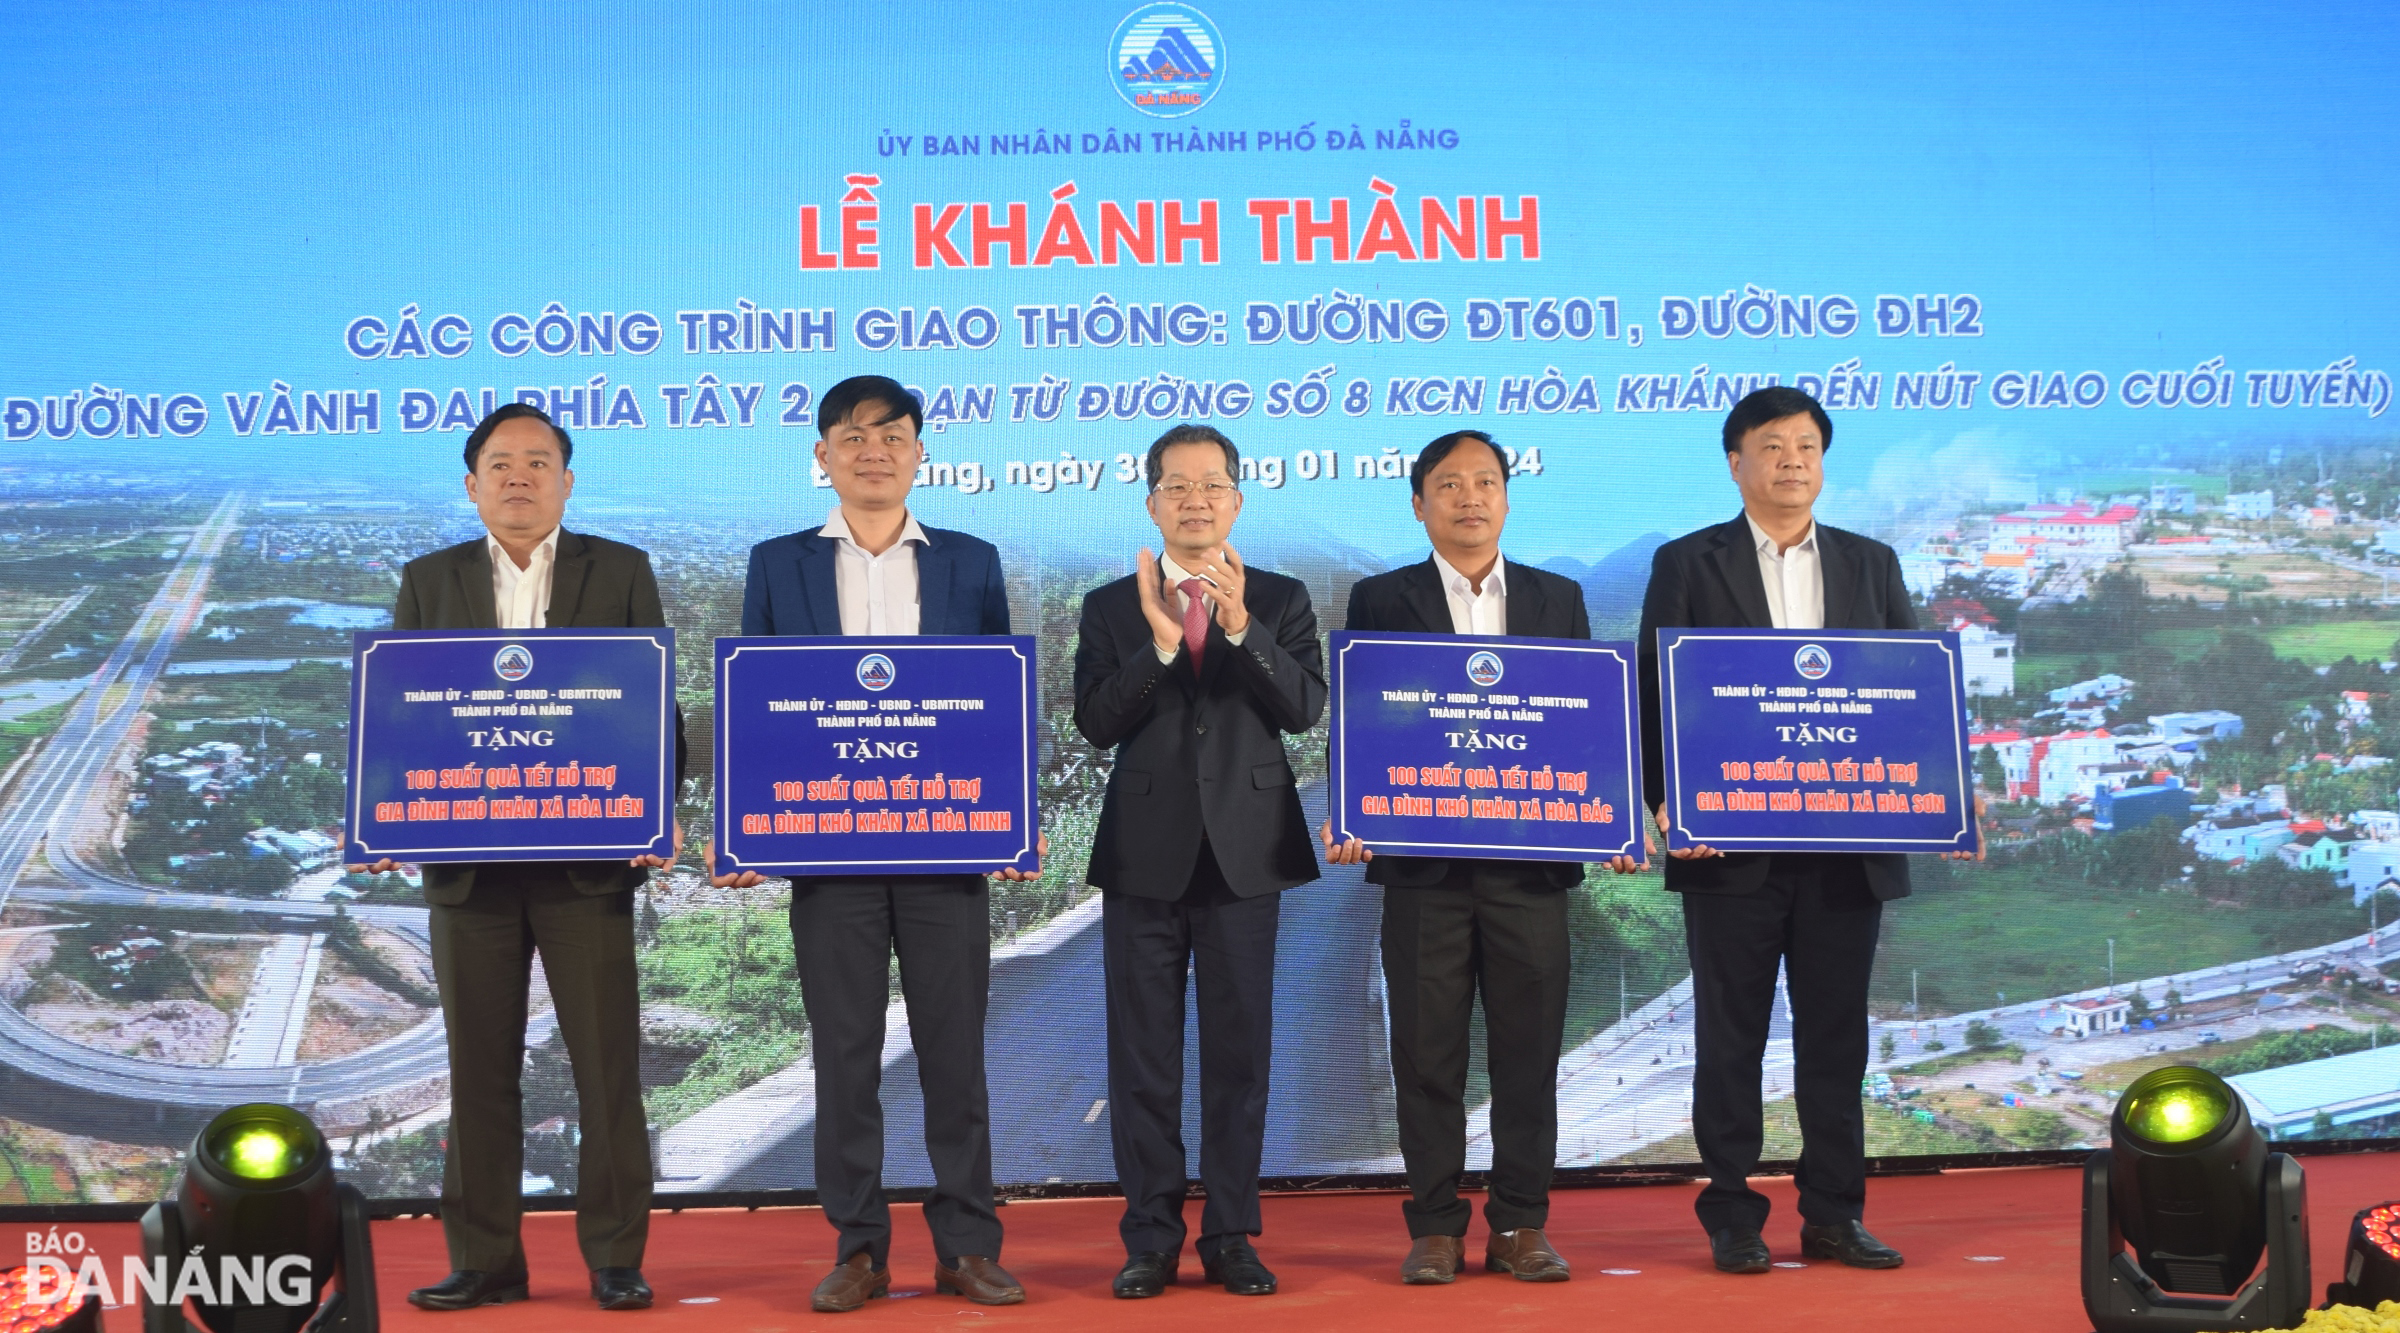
[1380,869,1570,1237]
[1680,854,1884,1235]
[430,864,651,1272]
[790,874,1000,1267]
[1102,845,1282,1261]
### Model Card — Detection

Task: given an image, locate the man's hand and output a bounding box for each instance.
[1602,845,1648,874]
[1657,806,1722,859]
[1319,820,1373,866]
[1193,543,1249,638]
[1135,547,1183,657]
[346,859,400,875]
[703,838,769,889]
[1941,794,1991,861]
[994,833,1049,882]
[631,822,683,869]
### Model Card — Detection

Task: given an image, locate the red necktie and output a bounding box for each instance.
[1181,577,1209,673]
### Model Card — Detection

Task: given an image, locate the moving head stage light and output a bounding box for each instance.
[140,1103,376,1333]
[2082,1065,2309,1332]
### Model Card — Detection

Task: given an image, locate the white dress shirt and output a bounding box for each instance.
[489,527,560,630]
[1432,550,1507,635]
[823,506,927,636]
[1747,512,1824,630]
[1154,551,1249,664]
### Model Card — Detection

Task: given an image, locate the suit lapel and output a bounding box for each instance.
[796,531,844,636]
[1399,559,1453,633]
[1503,559,1546,637]
[546,530,592,627]
[1706,514,1774,629]
[915,530,955,635]
[454,541,499,630]
[1818,525,1857,630]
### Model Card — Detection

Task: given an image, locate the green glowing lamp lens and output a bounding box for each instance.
[2123,1078,2231,1144]
[223,1126,302,1179]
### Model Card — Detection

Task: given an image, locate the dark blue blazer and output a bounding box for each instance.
[741,521,1011,637]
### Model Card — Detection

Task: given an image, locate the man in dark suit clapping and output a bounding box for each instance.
[1073,424,1325,1299]
[1323,430,1644,1286]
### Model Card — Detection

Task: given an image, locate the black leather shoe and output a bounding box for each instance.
[1799,1219,1905,1269]
[1201,1238,1277,1296]
[591,1266,654,1310]
[1709,1227,1771,1275]
[1113,1251,1178,1299]
[408,1268,531,1310]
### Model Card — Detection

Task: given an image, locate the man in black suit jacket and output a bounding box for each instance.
[1324,431,1643,1287]
[1638,387,1973,1276]
[1073,424,1325,1299]
[362,404,681,1313]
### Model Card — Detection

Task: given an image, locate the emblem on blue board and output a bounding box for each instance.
[1794,643,1832,680]
[1465,651,1505,687]
[857,653,896,691]
[1112,4,1224,118]
[493,644,534,682]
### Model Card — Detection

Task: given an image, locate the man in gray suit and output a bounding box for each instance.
[357,403,681,1313]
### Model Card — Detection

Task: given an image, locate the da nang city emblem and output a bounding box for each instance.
[1112,3,1224,118]
[1794,643,1833,680]
[857,653,896,691]
[493,643,534,682]
[1465,650,1505,687]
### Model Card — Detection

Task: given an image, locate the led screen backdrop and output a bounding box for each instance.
[1,1,2396,1204]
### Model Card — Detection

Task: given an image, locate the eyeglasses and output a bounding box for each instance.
[1153,480,1239,502]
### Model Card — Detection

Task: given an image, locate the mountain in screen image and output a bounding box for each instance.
[1540,531,1670,636]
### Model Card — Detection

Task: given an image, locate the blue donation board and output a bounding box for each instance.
[1328,632,1642,863]
[346,629,676,863]
[713,636,1039,877]
[1657,628,1977,856]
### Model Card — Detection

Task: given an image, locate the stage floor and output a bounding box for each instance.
[62,1152,2400,1329]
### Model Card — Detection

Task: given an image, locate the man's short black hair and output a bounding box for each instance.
[464,402,571,472]
[1722,386,1832,455]
[818,374,923,438]
[1144,424,1240,488]
[1410,430,1508,496]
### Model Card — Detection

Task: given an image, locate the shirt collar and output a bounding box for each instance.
[823,506,927,553]
[1431,550,1507,598]
[487,526,560,572]
[1745,513,1817,558]
[1158,551,1206,588]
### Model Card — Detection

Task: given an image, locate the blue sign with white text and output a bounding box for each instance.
[1328,632,1641,862]
[1658,629,1976,855]
[714,636,1040,877]
[345,629,675,863]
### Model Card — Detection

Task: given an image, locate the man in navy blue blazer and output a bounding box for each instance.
[711,376,1029,1312]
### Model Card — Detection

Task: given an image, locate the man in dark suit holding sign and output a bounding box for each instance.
[360,403,681,1313]
[1073,424,1325,1299]
[1324,430,1642,1286]
[1637,387,1979,1276]
[708,375,1029,1311]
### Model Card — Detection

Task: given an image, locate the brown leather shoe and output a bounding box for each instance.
[935,1255,1026,1305]
[811,1253,891,1312]
[1485,1228,1571,1282]
[1401,1234,1463,1285]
